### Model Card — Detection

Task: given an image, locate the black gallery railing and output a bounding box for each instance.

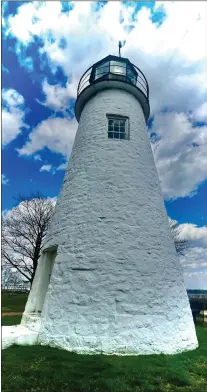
[77,62,149,100]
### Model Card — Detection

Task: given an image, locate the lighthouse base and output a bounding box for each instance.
[2,325,39,350]
[3,313,198,355]
[37,313,198,355]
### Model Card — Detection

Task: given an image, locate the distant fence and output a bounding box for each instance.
[2,284,30,293]
[188,293,207,323]
[1,287,207,323]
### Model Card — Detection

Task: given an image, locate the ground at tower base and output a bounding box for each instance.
[2,293,207,392]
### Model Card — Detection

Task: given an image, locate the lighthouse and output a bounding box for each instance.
[21,53,198,355]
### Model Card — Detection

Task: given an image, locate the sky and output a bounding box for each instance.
[1,1,207,289]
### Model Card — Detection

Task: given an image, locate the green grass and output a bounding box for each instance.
[1,291,28,313]
[2,292,207,392]
[2,326,207,392]
[2,315,22,326]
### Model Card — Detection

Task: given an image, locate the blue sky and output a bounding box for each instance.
[2,1,207,288]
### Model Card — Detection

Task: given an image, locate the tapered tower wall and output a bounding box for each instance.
[34,88,198,354]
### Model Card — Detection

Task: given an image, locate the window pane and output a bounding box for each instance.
[111,61,122,66]
[111,61,126,68]
[127,67,136,84]
[108,117,128,140]
[110,61,126,76]
[101,61,109,68]
[110,66,126,75]
[95,62,109,80]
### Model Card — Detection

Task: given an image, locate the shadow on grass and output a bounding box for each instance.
[2,326,207,392]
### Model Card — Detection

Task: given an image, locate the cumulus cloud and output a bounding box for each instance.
[192,102,207,123]
[2,64,9,73]
[5,2,206,112]
[56,162,67,171]
[170,217,207,251]
[178,223,207,248]
[183,247,207,289]
[3,2,207,200]
[47,196,57,207]
[170,219,207,289]
[2,174,9,185]
[184,270,207,290]
[2,88,28,146]
[152,112,207,199]
[40,162,68,174]
[17,117,77,158]
[37,79,75,115]
[40,164,52,172]
[34,154,42,161]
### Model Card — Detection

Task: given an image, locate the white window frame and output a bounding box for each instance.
[106,114,130,140]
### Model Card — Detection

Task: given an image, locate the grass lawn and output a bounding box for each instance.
[2,315,22,326]
[1,291,28,313]
[2,292,207,392]
[2,326,206,392]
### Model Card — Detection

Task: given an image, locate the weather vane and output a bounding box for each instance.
[119,41,122,57]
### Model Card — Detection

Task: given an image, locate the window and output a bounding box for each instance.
[126,67,137,85]
[110,61,126,76]
[107,115,129,140]
[95,61,110,80]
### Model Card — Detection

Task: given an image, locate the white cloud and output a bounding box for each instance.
[56,162,67,171]
[17,117,77,158]
[3,88,24,107]
[4,2,207,199]
[2,209,9,219]
[152,112,207,199]
[182,245,207,289]
[38,79,75,114]
[2,88,28,146]
[34,154,42,161]
[2,64,9,73]
[40,164,52,172]
[178,223,207,248]
[47,196,57,207]
[2,174,9,185]
[192,102,207,123]
[5,2,207,113]
[184,271,207,290]
[169,219,207,289]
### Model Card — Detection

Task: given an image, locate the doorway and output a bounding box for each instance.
[23,247,57,316]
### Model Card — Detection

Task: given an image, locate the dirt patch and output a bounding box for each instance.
[2,312,23,316]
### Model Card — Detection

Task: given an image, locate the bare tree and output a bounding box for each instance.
[2,194,55,286]
[169,218,188,256]
[1,264,22,290]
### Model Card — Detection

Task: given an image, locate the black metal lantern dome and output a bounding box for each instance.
[75,55,150,123]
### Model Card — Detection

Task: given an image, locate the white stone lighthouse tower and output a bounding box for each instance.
[22,54,198,355]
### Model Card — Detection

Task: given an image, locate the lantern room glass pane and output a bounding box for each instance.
[110,60,126,76]
[95,61,110,80]
[127,67,136,85]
